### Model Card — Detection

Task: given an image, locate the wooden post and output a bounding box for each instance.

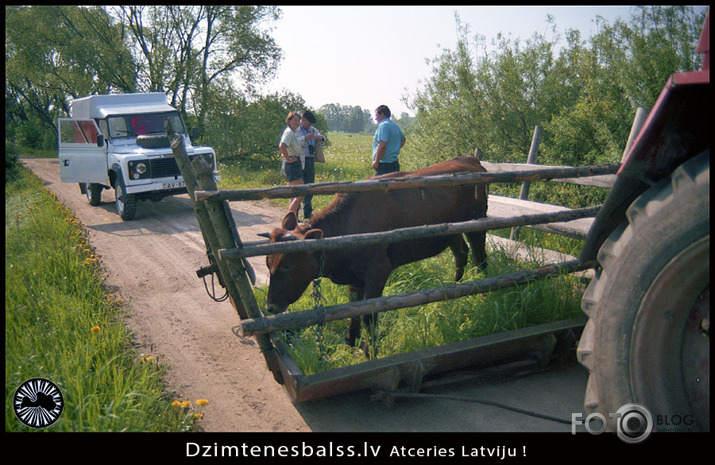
[169,132,284,384]
[622,107,649,161]
[511,126,542,241]
[193,162,285,383]
[169,134,248,319]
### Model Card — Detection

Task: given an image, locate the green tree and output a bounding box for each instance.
[5,5,283,151]
[5,5,136,148]
[202,88,316,160]
[114,5,282,134]
[319,103,372,133]
[117,6,175,93]
[540,27,630,166]
[411,13,559,163]
[409,6,705,168]
[543,6,706,166]
[592,6,706,108]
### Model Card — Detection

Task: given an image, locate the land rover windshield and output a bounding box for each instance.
[105,111,185,139]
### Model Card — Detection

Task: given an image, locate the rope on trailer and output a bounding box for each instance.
[372,390,572,425]
[203,272,229,302]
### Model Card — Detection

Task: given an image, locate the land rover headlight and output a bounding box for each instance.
[129,161,149,180]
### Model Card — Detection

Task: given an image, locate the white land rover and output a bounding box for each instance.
[58,92,219,220]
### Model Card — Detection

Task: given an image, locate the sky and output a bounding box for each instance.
[261,5,636,117]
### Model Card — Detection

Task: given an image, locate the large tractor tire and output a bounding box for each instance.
[577,151,709,433]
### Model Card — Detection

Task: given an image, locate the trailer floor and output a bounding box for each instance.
[292,357,589,432]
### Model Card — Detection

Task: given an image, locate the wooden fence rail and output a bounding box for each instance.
[240,259,596,336]
[220,206,601,260]
[195,164,620,202]
[480,162,616,188]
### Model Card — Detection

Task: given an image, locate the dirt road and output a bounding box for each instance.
[22,157,590,433]
[22,157,309,432]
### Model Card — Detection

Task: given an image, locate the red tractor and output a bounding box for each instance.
[577,11,709,432]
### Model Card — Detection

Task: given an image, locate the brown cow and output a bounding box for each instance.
[263,155,488,348]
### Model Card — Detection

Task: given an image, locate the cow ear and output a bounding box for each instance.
[304,229,323,240]
[282,211,298,231]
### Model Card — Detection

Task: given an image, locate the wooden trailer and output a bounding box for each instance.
[169,128,621,403]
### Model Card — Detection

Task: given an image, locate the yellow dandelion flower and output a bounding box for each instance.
[194,413,204,420]
[196,399,209,406]
[91,326,101,334]
[142,355,155,362]
[181,400,191,408]
[172,400,182,407]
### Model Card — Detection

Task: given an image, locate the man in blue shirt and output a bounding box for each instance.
[371,105,406,176]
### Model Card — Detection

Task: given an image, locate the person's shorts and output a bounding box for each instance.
[282,160,303,182]
[375,160,400,176]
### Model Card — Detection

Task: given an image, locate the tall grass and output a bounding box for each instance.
[5,164,206,431]
[254,244,585,376]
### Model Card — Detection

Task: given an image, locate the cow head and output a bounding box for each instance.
[262,212,324,314]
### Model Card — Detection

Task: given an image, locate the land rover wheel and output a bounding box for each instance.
[84,183,103,206]
[115,175,137,221]
[577,151,709,432]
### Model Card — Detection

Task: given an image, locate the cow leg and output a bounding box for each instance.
[345,285,380,359]
[359,259,393,358]
[468,192,489,271]
[466,230,488,271]
[361,312,379,359]
[449,235,469,281]
[344,258,391,356]
[346,286,365,346]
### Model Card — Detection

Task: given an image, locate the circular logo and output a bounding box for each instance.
[13,378,64,428]
[614,403,653,444]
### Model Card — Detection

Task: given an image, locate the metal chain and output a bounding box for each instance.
[310,251,327,348]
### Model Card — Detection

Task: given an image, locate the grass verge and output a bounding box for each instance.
[5,162,206,431]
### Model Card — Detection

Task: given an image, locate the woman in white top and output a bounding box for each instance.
[279,111,307,215]
[279,111,320,216]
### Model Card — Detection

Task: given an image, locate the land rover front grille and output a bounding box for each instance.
[150,157,182,178]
